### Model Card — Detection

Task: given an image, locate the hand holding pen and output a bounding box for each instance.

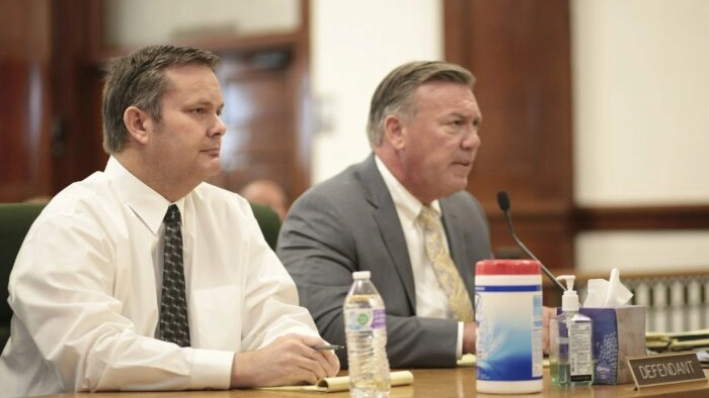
[231,334,340,388]
[312,344,344,351]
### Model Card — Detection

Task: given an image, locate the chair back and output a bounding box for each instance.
[0,203,46,350]
[248,202,281,250]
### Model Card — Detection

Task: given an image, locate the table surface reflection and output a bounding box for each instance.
[37,367,709,398]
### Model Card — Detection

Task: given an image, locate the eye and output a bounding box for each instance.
[193,108,206,115]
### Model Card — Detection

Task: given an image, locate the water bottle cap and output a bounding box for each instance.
[353,271,371,279]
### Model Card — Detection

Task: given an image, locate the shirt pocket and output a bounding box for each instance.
[190,285,242,350]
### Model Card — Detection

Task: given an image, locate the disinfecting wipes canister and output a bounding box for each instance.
[475,259,543,394]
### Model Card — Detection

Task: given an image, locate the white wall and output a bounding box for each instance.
[104,0,299,46]
[572,0,709,206]
[310,0,442,183]
[571,0,709,273]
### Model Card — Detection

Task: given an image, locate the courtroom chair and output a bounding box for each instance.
[0,202,46,350]
[248,202,281,251]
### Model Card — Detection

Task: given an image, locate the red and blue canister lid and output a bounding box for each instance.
[475,259,541,275]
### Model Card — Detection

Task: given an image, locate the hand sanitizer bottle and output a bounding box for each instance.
[550,275,594,386]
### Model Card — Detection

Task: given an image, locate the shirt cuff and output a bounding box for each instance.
[188,348,234,390]
[456,321,464,359]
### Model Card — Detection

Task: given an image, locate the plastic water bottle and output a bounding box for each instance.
[343,271,390,398]
[475,259,543,394]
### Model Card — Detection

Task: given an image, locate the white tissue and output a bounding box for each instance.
[582,268,633,307]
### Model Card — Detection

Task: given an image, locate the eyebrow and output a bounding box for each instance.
[444,111,482,125]
[446,111,473,119]
[189,99,225,110]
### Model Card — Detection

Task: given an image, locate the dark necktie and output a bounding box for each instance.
[159,204,191,347]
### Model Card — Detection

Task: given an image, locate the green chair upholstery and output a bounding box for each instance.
[0,201,280,351]
[0,202,46,350]
[248,202,282,251]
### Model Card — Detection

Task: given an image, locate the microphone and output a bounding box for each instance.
[496,191,566,292]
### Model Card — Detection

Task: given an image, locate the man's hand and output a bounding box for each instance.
[231,334,340,388]
[542,305,556,354]
[463,322,476,354]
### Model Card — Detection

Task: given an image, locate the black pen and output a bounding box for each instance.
[312,344,344,351]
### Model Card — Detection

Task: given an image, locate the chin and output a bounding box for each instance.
[448,181,469,196]
[450,174,469,187]
[202,164,222,179]
[207,157,222,170]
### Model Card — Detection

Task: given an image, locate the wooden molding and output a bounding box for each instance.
[575,205,709,231]
[548,267,709,284]
[82,31,302,66]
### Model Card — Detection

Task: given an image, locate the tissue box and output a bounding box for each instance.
[578,306,647,385]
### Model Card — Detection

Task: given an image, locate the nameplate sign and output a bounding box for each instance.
[627,352,707,389]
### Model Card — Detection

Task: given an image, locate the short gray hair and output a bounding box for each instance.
[101,44,221,153]
[366,61,475,146]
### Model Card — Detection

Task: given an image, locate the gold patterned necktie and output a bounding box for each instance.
[159,204,191,347]
[419,205,474,322]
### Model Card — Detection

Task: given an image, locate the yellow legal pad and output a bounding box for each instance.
[457,353,551,367]
[259,370,414,393]
[646,329,709,352]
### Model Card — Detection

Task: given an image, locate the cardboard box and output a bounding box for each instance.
[578,306,647,385]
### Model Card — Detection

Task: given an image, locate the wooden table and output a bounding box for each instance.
[37,368,709,398]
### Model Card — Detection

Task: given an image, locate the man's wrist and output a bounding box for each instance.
[463,322,476,354]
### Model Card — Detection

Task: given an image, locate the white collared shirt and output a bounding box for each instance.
[374,155,465,357]
[0,157,320,396]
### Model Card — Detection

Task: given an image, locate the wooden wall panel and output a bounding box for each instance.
[208,52,299,200]
[0,0,53,201]
[444,0,574,270]
[50,0,108,194]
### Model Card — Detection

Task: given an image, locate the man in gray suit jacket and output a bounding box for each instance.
[277,61,492,368]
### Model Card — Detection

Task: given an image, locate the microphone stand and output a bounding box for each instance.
[497,191,567,292]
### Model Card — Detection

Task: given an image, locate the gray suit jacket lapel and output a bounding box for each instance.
[359,155,417,312]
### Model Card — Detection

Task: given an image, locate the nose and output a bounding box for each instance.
[461,127,480,150]
[211,115,227,137]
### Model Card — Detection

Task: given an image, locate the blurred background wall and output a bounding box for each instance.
[1,0,707,275]
[570,0,709,273]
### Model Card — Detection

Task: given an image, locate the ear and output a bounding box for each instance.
[123,106,152,145]
[383,114,407,150]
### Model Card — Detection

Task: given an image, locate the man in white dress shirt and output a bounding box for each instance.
[0,44,338,396]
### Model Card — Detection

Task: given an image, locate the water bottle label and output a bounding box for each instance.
[345,308,386,331]
[475,285,543,382]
